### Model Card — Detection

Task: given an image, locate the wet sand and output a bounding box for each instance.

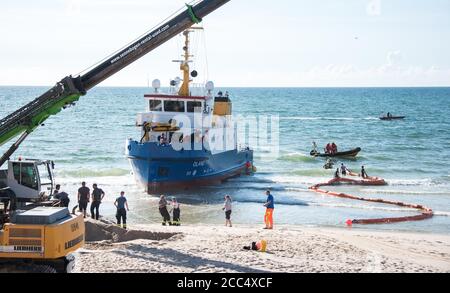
[73,220,450,273]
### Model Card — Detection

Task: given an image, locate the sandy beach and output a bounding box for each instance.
[73,220,450,273]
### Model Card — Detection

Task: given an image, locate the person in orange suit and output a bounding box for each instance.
[263,190,275,230]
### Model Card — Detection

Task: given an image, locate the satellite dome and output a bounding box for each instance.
[152,79,161,89]
[205,81,215,91]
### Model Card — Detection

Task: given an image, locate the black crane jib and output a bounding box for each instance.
[81,0,230,90]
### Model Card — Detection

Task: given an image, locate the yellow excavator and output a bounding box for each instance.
[0,0,231,273]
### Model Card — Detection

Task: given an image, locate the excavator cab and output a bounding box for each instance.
[0,159,55,205]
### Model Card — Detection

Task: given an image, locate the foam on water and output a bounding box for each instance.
[278,152,317,163]
[57,168,131,178]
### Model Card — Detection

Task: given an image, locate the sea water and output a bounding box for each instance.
[1,86,449,233]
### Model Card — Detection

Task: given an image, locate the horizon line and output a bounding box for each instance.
[1,85,450,89]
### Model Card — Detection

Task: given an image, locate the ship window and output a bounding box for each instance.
[149,100,163,112]
[187,101,203,113]
[164,101,185,113]
[158,167,169,177]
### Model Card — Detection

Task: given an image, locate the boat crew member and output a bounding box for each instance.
[90,184,105,220]
[158,133,168,146]
[77,182,90,218]
[114,191,129,229]
[263,190,275,230]
[331,143,338,155]
[341,163,348,176]
[325,143,332,154]
[223,195,233,227]
[312,141,318,152]
[361,166,369,179]
[171,197,181,226]
[387,112,392,118]
[159,195,172,226]
[53,184,70,208]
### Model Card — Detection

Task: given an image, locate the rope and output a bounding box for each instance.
[309,173,434,225]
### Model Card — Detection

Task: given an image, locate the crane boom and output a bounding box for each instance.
[0,0,230,167]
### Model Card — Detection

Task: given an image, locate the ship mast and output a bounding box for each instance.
[177,27,203,96]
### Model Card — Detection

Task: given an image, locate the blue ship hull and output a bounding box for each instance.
[126,140,254,194]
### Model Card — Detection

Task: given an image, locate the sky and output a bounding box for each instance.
[0,0,449,87]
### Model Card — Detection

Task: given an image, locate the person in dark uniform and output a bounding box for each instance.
[54,185,70,207]
[340,163,348,176]
[159,195,172,226]
[114,191,129,229]
[171,197,181,226]
[77,182,90,218]
[53,184,70,208]
[90,184,105,220]
[335,168,341,179]
[361,166,369,179]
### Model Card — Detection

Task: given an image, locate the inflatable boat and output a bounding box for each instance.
[310,147,362,158]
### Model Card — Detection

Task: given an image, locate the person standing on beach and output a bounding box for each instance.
[159,195,172,226]
[90,184,105,220]
[77,182,90,218]
[263,190,275,230]
[114,191,129,229]
[223,195,233,227]
[171,197,181,226]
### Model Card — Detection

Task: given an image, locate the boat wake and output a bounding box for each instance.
[434,211,450,217]
[280,116,378,121]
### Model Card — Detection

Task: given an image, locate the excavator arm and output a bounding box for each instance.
[0,0,230,167]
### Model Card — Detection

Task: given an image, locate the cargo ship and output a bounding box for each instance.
[126,28,254,193]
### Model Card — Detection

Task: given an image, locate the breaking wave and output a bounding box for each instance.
[278,152,317,163]
[281,116,378,121]
[57,168,131,178]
